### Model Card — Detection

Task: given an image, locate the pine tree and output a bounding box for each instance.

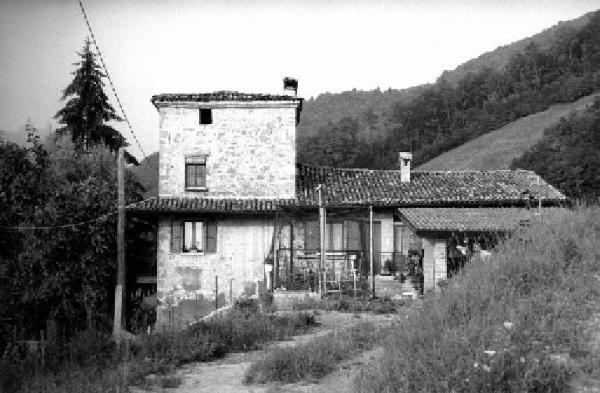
[54,37,126,151]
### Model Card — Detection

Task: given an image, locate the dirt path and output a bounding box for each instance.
[129,312,396,393]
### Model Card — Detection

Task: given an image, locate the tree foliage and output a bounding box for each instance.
[0,135,146,340]
[54,38,126,151]
[298,11,600,169]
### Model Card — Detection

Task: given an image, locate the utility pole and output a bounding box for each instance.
[113,147,125,340]
[369,206,374,298]
[318,185,326,296]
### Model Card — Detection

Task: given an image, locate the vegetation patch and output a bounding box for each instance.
[244,321,389,384]
[353,208,600,392]
[292,295,406,314]
[2,302,316,393]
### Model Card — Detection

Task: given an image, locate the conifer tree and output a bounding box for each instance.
[55,37,126,151]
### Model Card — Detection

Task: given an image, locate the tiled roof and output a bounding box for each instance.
[296,164,566,207]
[151,91,302,106]
[398,207,555,232]
[128,197,295,213]
[128,164,566,213]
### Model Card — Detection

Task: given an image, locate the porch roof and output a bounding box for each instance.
[398,207,558,233]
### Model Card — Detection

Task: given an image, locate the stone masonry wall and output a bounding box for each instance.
[158,103,297,199]
[156,217,274,328]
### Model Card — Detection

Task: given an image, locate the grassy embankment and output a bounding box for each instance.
[1,302,316,393]
[244,321,390,384]
[243,296,408,384]
[353,207,600,392]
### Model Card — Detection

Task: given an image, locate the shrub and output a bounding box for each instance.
[5,308,316,392]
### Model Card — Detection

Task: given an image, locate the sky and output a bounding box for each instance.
[1,0,599,160]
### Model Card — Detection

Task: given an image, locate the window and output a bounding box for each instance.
[303,221,344,251]
[394,224,410,255]
[199,108,212,124]
[171,220,217,253]
[326,222,343,251]
[184,221,204,252]
[185,155,207,189]
[305,221,319,250]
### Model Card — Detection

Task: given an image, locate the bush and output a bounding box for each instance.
[4,308,317,392]
[353,207,600,392]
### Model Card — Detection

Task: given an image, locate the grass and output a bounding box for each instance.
[292,295,406,314]
[2,300,316,393]
[353,207,600,392]
[417,92,600,171]
[244,321,390,384]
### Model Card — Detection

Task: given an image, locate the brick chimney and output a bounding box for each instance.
[398,152,412,183]
[283,77,298,96]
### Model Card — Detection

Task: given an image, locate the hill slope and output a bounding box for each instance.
[416,91,600,171]
[129,151,159,198]
[439,12,594,85]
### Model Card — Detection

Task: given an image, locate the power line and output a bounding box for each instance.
[0,198,156,231]
[77,0,147,161]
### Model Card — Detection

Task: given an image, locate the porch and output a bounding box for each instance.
[273,249,424,297]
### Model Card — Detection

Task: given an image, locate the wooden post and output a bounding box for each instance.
[369,206,374,298]
[318,185,326,296]
[113,147,125,340]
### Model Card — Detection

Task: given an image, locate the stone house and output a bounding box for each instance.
[129,82,566,326]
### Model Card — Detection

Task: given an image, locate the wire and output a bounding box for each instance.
[77,0,147,161]
[0,198,156,231]
[1,212,117,231]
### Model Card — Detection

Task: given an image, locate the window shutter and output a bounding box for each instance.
[205,221,217,253]
[171,220,183,253]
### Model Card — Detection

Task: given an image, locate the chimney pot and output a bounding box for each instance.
[398,152,412,183]
[283,77,298,96]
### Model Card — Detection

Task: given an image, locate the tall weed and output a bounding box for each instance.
[354,207,600,392]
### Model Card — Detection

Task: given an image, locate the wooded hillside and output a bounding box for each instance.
[297,10,600,169]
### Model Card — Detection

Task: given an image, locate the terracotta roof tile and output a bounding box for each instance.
[398,207,557,232]
[151,91,302,106]
[127,164,566,213]
[128,197,295,213]
[296,163,566,207]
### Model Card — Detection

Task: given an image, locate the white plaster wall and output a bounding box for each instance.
[157,103,297,199]
[157,217,275,326]
[423,237,447,291]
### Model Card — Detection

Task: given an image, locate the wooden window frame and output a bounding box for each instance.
[174,220,217,254]
[185,155,208,191]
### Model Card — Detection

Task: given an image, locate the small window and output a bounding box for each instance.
[199,108,212,124]
[184,221,204,252]
[185,155,207,189]
[171,220,217,254]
